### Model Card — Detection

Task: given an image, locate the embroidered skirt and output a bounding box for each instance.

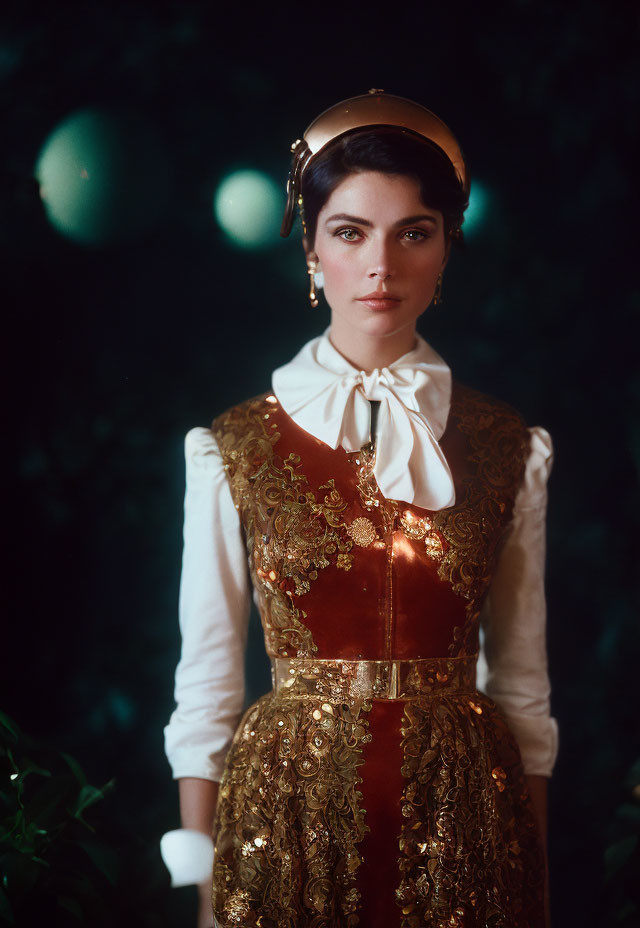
[211,657,546,928]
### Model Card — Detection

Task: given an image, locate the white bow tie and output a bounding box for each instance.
[272,328,456,511]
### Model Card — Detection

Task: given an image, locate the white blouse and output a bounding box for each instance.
[164,338,559,785]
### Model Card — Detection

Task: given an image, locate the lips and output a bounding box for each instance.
[357,292,401,302]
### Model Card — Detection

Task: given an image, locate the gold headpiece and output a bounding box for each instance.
[280,89,469,238]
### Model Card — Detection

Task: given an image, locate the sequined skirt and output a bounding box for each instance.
[211,657,546,928]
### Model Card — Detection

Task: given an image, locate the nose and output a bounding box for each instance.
[367,236,394,281]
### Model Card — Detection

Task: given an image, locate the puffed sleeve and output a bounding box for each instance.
[477,426,560,777]
[163,427,251,782]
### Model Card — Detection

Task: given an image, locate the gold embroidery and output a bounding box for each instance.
[396,692,546,927]
[212,690,373,927]
[346,516,377,547]
[213,398,356,657]
[347,385,528,661]
[350,386,527,615]
[432,384,529,605]
[423,532,444,559]
[210,387,542,927]
[350,441,398,535]
[399,509,432,538]
[399,510,446,561]
[428,384,530,657]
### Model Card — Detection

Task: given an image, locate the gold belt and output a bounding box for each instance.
[271,656,477,700]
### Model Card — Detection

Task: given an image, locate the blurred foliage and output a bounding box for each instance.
[0,711,191,926]
[600,758,640,927]
[0,709,116,923]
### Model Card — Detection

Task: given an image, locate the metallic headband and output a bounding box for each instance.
[280,88,469,238]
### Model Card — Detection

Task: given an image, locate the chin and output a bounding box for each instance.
[357,313,420,339]
[329,299,424,340]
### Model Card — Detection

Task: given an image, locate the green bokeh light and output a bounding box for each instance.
[214,170,282,248]
[35,109,127,245]
[464,181,490,237]
[35,107,168,246]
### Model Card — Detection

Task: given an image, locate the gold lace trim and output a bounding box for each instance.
[432,384,529,606]
[396,691,546,926]
[212,690,373,927]
[213,399,361,658]
[212,686,545,928]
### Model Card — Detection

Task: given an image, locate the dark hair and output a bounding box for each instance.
[300,127,469,250]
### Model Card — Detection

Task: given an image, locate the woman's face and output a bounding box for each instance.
[308,170,449,343]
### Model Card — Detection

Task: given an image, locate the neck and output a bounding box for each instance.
[327,320,418,372]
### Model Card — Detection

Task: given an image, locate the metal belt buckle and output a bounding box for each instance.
[388,660,399,699]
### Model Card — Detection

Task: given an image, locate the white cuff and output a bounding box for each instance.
[160,828,215,887]
[504,713,560,777]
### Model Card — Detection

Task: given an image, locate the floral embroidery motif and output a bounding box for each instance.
[396,692,546,927]
[347,385,529,662]
[211,398,380,925]
[431,384,529,606]
[349,441,398,536]
[213,403,357,657]
[209,386,543,927]
[346,516,377,547]
[212,690,373,928]
[399,510,447,560]
[431,383,530,657]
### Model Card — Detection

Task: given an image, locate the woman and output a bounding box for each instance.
[163,90,559,928]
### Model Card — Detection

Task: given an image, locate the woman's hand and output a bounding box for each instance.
[197,880,214,928]
[526,774,550,927]
[178,778,220,928]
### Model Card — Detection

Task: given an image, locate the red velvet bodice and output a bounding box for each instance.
[212,380,530,667]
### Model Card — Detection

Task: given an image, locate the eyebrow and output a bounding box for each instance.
[325,212,439,227]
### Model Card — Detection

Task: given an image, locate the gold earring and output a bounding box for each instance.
[307,259,319,308]
[432,272,443,306]
[298,194,308,238]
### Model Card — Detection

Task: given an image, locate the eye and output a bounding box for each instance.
[334,227,362,242]
[402,229,430,242]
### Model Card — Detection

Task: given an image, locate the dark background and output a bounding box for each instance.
[3,1,639,925]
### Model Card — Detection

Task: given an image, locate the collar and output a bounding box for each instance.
[271,327,455,510]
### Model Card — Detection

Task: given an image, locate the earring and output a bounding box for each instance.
[298,194,308,238]
[432,272,443,306]
[307,259,319,308]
